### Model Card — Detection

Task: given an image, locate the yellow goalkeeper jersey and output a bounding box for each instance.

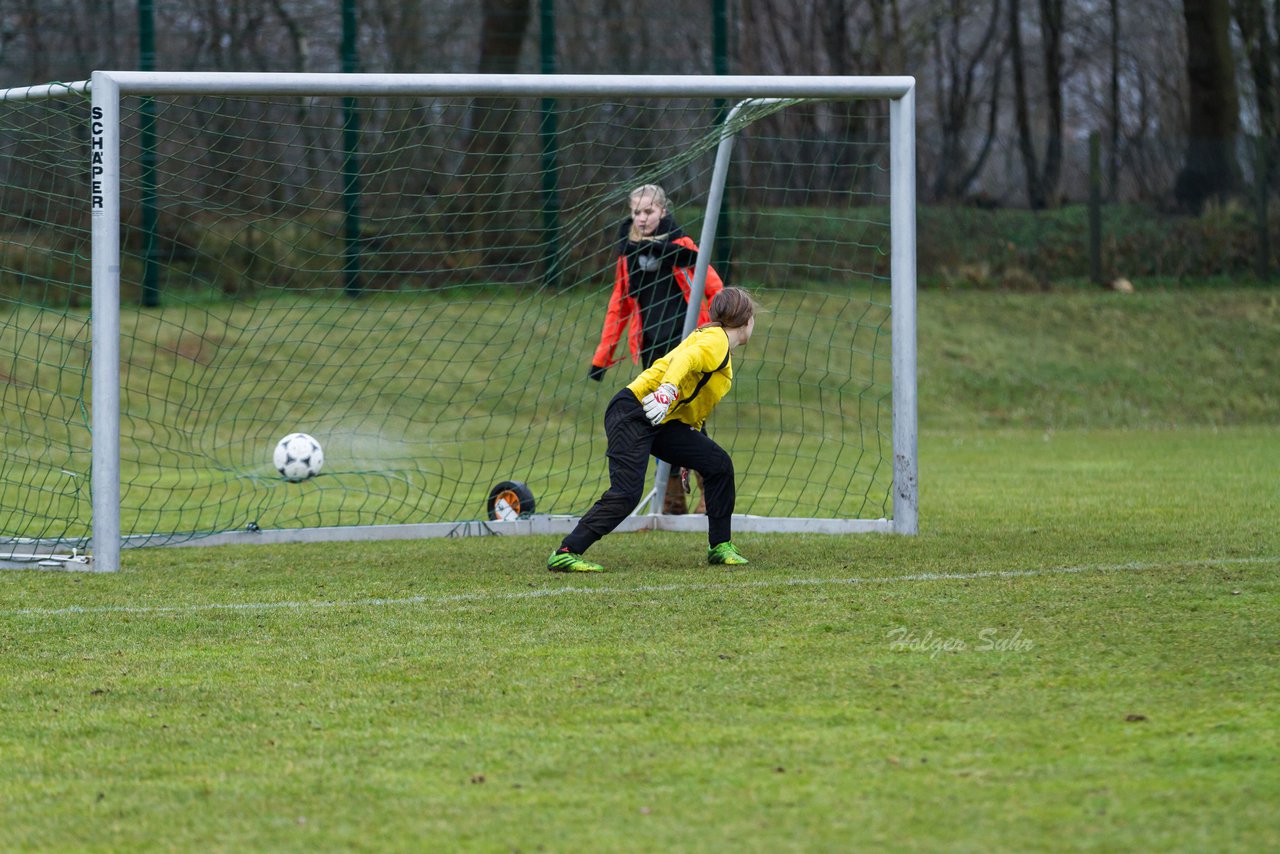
[626,326,733,430]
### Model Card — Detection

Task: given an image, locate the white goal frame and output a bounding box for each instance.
[48,71,916,571]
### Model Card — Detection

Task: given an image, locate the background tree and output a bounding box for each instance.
[0,0,1273,216]
[1009,0,1066,209]
[1108,0,1121,200]
[1175,0,1241,211]
[1232,0,1279,188]
[928,0,1006,201]
[456,0,532,252]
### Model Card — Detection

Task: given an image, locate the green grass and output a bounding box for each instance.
[3,287,1280,849]
[2,430,1277,850]
[920,288,1280,428]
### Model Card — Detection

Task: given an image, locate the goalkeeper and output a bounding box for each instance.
[549,287,757,573]
[588,184,724,514]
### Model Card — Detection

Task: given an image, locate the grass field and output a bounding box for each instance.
[2,289,1279,851]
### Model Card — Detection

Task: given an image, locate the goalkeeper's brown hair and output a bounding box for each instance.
[707,286,757,329]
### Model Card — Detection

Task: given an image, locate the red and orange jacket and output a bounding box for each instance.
[590,234,724,371]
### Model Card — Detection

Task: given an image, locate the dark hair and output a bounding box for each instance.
[708,287,757,329]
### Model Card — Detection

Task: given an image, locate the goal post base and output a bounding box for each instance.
[154,514,897,550]
[0,548,94,572]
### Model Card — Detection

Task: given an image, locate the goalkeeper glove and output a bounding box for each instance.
[641,382,679,425]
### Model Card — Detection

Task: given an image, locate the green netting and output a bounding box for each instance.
[0,87,894,552]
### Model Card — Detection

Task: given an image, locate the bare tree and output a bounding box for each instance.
[929,0,1006,201]
[1108,0,1121,200]
[1174,0,1240,211]
[1009,0,1066,208]
[12,0,50,83]
[0,0,1256,218]
[869,0,908,74]
[266,0,310,71]
[455,0,533,254]
[1232,0,1279,187]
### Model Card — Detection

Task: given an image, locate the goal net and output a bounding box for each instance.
[0,73,916,571]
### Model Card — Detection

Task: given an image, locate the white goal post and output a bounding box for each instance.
[8,72,917,572]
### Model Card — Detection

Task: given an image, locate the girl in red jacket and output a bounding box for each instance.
[588,185,724,514]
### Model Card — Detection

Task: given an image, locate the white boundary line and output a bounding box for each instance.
[3,555,1274,620]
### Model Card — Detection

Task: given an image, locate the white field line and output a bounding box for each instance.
[3,555,1275,620]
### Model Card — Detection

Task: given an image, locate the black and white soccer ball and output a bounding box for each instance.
[273,432,324,482]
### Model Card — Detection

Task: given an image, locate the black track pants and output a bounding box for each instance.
[561,390,734,555]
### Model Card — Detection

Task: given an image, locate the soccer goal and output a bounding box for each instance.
[0,72,917,572]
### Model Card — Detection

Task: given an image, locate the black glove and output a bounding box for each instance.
[588,364,606,382]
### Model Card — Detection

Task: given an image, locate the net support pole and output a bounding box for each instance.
[90,71,122,572]
[889,85,919,535]
[139,0,161,308]
[650,100,761,515]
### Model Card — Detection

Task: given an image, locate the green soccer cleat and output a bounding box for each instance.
[547,550,605,573]
[707,541,749,566]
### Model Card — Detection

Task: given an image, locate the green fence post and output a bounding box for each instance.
[1258,135,1272,282]
[540,0,563,289]
[341,0,364,297]
[139,0,160,307]
[1089,130,1102,286]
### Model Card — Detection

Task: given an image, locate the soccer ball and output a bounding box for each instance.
[273,432,324,482]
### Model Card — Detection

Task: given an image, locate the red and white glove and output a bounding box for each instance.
[641,382,679,426]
